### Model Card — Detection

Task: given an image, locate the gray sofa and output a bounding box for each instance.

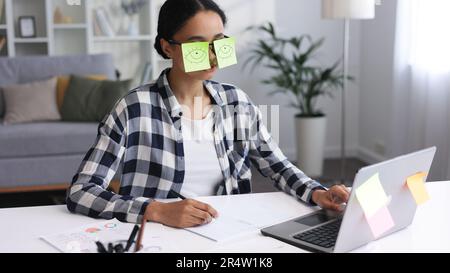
[0,54,117,191]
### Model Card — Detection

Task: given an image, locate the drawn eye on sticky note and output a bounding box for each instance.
[181,42,211,73]
[213,37,237,69]
[406,172,430,205]
[355,173,389,218]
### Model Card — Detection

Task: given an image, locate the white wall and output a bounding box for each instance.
[215,0,361,162]
[358,0,397,163]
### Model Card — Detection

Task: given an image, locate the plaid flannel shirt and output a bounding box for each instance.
[66,69,326,223]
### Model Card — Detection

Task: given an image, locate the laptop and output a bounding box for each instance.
[261,147,436,253]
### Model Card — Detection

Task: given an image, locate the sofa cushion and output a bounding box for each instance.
[0,122,99,159]
[0,58,20,119]
[56,74,107,111]
[94,79,132,121]
[0,90,4,119]
[61,75,131,122]
[0,54,116,119]
[0,154,123,187]
[2,77,61,125]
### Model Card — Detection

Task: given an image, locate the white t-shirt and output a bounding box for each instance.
[179,110,223,198]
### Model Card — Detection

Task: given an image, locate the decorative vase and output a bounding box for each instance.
[295,115,327,177]
[53,6,64,24]
[118,15,130,35]
[127,14,139,36]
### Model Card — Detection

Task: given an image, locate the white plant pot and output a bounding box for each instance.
[295,116,327,177]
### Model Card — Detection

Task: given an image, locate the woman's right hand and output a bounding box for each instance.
[145,199,219,228]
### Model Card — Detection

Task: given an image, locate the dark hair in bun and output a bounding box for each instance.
[154,0,227,59]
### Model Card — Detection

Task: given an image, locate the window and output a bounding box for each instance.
[409,0,450,72]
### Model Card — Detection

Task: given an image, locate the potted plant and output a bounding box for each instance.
[245,23,347,177]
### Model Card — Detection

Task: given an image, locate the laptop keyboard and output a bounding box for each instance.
[293,219,342,249]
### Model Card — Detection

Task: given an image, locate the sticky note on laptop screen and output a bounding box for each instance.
[355,173,389,218]
[214,37,237,69]
[366,206,395,238]
[181,42,211,72]
[406,172,430,205]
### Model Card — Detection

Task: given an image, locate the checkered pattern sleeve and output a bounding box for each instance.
[66,98,151,223]
[247,100,326,205]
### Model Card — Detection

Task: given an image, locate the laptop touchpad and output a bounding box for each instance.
[295,211,336,227]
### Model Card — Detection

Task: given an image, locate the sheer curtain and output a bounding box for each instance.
[389,0,450,180]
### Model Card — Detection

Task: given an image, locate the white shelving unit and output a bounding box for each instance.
[53,23,87,29]
[14,37,49,43]
[0,0,171,83]
[92,35,153,42]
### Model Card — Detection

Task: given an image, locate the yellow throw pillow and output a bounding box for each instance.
[56,75,107,111]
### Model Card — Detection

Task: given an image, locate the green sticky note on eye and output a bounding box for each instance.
[181,41,211,73]
[214,37,237,69]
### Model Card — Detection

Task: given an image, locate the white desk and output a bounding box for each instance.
[1,181,449,253]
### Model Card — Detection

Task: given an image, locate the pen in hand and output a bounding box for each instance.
[170,190,186,200]
[170,190,218,224]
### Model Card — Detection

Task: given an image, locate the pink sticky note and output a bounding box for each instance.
[366,206,395,238]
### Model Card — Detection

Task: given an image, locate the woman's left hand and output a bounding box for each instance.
[312,184,350,211]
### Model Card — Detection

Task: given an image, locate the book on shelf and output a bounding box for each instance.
[0,36,6,53]
[94,7,115,37]
[92,14,103,36]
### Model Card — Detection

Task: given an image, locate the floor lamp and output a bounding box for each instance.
[322,0,376,183]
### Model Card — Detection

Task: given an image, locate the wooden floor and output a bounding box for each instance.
[0,158,367,208]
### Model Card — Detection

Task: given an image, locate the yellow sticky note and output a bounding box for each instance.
[355,173,389,218]
[213,37,237,69]
[181,41,211,73]
[366,206,395,238]
[406,172,430,205]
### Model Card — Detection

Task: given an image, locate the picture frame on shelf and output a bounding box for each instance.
[18,16,37,38]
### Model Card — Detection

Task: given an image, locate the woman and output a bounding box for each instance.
[66,0,349,228]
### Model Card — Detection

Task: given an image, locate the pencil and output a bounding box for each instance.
[135,215,146,252]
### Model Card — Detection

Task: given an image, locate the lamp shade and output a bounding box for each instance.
[322,0,375,19]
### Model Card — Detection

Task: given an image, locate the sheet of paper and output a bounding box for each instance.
[355,172,389,218]
[366,206,395,238]
[406,172,430,205]
[185,195,295,242]
[40,219,133,253]
[181,41,211,72]
[235,207,291,229]
[208,235,301,253]
[214,37,238,69]
[203,196,295,228]
[137,234,177,253]
[186,216,257,242]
